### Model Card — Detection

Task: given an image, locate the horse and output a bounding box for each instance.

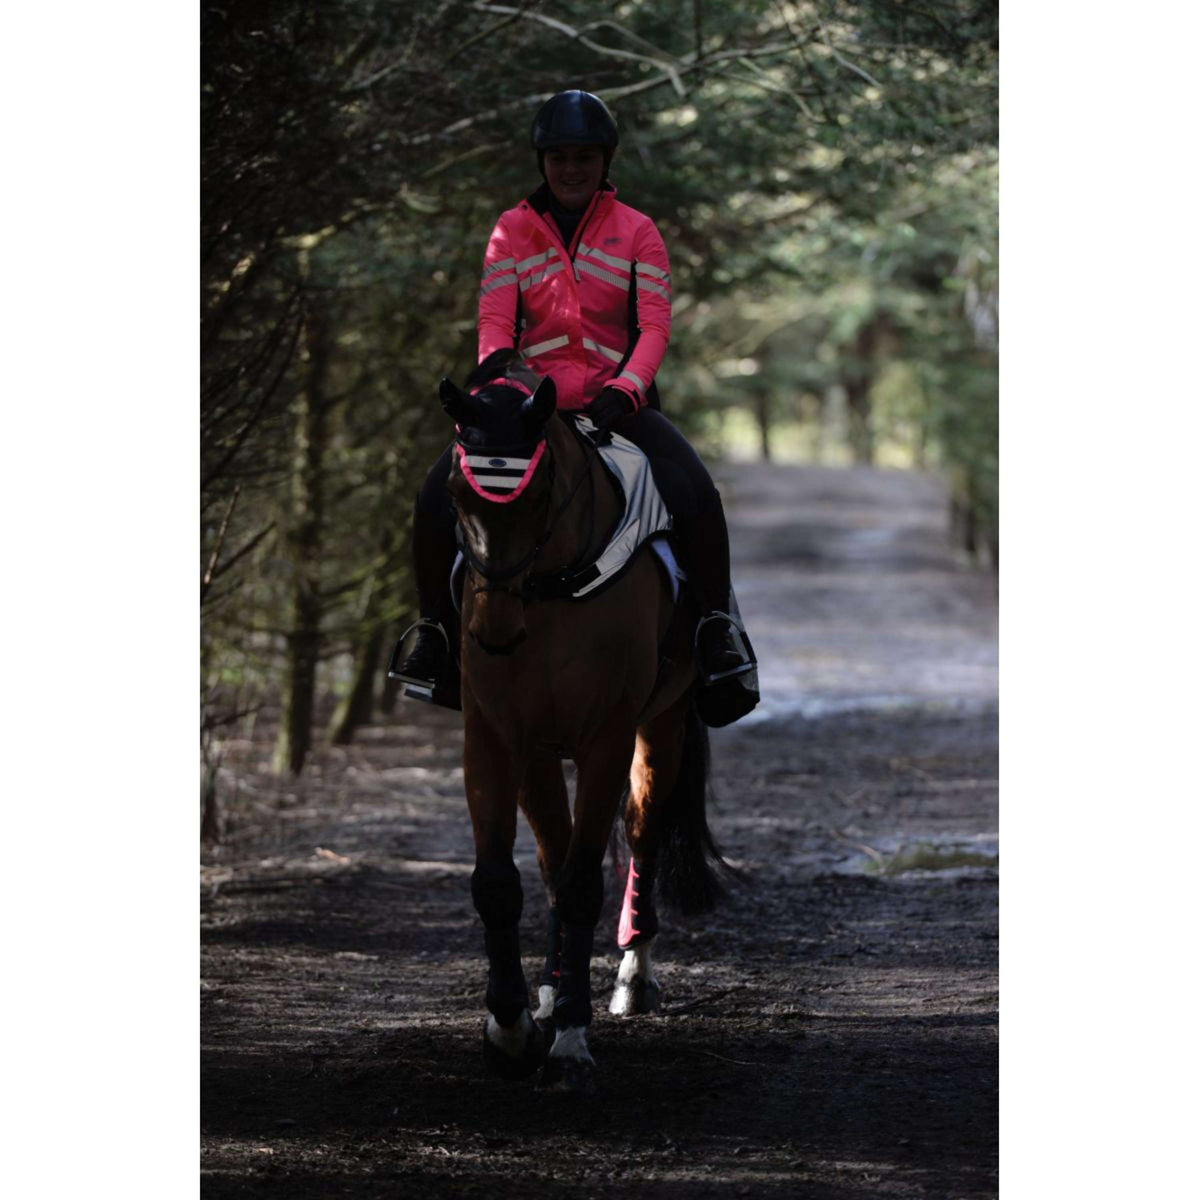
[437,350,728,1092]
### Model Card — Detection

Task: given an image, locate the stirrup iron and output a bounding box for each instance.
[387,618,451,703]
[694,610,756,685]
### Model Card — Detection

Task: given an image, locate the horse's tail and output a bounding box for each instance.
[657,703,731,916]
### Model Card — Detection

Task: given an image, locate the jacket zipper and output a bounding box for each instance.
[536,190,604,281]
[567,193,601,280]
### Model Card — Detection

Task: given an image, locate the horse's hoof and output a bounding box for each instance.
[609,977,661,1016]
[482,1013,545,1081]
[537,1054,598,1095]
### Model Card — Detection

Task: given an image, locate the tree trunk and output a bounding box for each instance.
[273,291,330,775]
[845,318,877,466]
[330,623,386,744]
[963,469,979,558]
[201,760,221,844]
[754,388,772,462]
[845,378,874,465]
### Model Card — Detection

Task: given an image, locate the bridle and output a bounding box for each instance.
[455,416,601,602]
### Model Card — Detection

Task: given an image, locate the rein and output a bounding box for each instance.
[458,417,601,602]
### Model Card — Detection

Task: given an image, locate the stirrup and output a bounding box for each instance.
[694,610,756,686]
[387,619,458,708]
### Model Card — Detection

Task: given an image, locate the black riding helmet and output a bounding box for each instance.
[531,90,618,179]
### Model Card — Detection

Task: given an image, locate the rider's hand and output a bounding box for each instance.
[585,387,636,431]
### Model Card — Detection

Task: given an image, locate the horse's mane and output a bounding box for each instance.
[465,349,546,401]
[465,348,524,392]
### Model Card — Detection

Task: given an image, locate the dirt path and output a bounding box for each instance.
[202,463,998,1198]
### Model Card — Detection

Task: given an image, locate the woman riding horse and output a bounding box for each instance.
[394,89,758,728]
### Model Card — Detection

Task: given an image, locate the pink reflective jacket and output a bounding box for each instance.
[477,183,672,411]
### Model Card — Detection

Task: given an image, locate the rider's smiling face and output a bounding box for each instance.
[543,144,605,212]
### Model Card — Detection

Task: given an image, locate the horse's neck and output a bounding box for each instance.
[541,417,616,573]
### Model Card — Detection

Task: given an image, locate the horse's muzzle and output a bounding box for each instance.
[471,627,528,656]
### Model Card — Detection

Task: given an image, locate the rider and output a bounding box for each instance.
[393,89,758,726]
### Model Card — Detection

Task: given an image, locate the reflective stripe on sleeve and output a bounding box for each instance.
[522,334,571,358]
[482,256,516,279]
[635,261,670,282]
[616,369,645,392]
[636,276,671,302]
[481,272,518,296]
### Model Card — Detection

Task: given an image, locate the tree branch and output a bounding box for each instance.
[471,4,689,96]
[817,20,884,90]
[204,520,278,595]
[202,486,240,604]
[445,0,530,64]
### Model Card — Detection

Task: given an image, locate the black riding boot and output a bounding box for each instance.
[387,507,462,711]
[671,499,760,727]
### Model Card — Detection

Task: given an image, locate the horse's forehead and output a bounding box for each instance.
[462,386,529,443]
[476,384,525,416]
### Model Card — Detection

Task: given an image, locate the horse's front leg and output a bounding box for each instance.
[539,720,637,1093]
[464,711,541,1079]
[517,751,572,1036]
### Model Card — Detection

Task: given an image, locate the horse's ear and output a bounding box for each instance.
[521,377,557,427]
[440,378,475,425]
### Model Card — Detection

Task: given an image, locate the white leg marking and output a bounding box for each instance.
[534,984,557,1021]
[548,1024,594,1064]
[617,943,658,986]
[610,940,660,1015]
[485,1009,535,1058]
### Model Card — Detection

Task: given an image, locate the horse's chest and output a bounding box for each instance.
[470,622,647,738]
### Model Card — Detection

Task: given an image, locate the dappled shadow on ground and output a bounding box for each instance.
[203,954,994,1198]
[203,708,997,1196]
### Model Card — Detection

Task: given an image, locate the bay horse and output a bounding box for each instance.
[438,350,727,1092]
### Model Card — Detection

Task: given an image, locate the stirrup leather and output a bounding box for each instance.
[387,618,451,703]
[694,610,756,686]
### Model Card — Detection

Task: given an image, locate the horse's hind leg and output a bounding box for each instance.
[463,714,541,1079]
[517,751,571,1034]
[539,719,636,1093]
[611,698,688,1016]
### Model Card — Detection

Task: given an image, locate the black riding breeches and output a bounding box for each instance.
[417,441,459,525]
[607,408,721,519]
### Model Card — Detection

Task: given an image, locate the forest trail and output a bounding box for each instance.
[202,462,998,1199]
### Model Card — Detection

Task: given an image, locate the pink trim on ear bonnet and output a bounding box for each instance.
[453,375,548,502]
[456,440,547,503]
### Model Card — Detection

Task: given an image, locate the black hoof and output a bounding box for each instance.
[610,977,661,1016]
[482,1017,546,1081]
[631,977,661,1014]
[537,1054,598,1095]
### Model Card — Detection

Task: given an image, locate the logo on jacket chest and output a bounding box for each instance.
[602,236,622,247]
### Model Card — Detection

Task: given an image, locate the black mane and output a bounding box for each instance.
[465,348,523,393]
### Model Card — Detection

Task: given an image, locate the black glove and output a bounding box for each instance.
[585,387,636,431]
